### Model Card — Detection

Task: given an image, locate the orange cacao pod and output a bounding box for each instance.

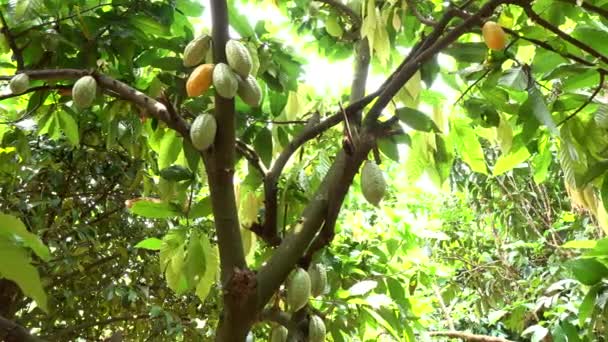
[186,64,214,97]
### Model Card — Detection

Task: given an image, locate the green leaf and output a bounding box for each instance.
[499,67,527,91]
[182,141,200,174]
[443,42,487,63]
[396,107,440,132]
[129,200,181,219]
[347,280,377,296]
[579,284,601,326]
[57,110,79,145]
[189,197,212,219]
[0,239,47,312]
[492,146,531,176]
[0,213,50,261]
[253,128,273,168]
[451,119,488,174]
[195,233,219,303]
[568,258,608,285]
[602,173,608,214]
[228,1,255,38]
[135,238,163,250]
[561,240,597,249]
[362,306,401,340]
[159,130,183,170]
[176,0,204,17]
[129,15,171,37]
[159,165,193,182]
[378,137,399,162]
[525,85,559,136]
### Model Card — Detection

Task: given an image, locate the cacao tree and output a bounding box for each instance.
[2,0,608,341]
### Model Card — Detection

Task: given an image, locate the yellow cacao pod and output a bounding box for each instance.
[270,326,288,342]
[482,21,506,51]
[361,160,386,206]
[212,63,238,99]
[237,74,262,107]
[186,64,214,97]
[226,40,252,77]
[9,73,29,94]
[183,35,211,67]
[308,264,327,297]
[72,75,97,109]
[308,315,326,342]
[190,113,217,151]
[286,267,310,312]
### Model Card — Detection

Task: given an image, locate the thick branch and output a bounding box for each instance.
[349,38,370,127]
[520,2,608,65]
[428,331,514,342]
[0,315,44,342]
[363,0,508,125]
[0,10,24,70]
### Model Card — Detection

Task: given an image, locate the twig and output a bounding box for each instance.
[315,0,361,29]
[454,68,493,105]
[46,314,152,339]
[428,331,514,342]
[405,0,437,26]
[236,139,267,176]
[0,84,72,101]
[0,10,24,69]
[557,71,605,126]
[557,0,608,19]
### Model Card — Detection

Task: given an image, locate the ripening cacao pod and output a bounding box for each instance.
[361,160,386,206]
[190,113,217,151]
[226,40,252,77]
[72,75,97,109]
[286,267,311,312]
[308,264,327,297]
[308,315,326,342]
[212,63,239,99]
[237,74,262,107]
[482,21,506,51]
[9,73,29,94]
[186,64,214,97]
[183,35,211,67]
[595,104,608,128]
[270,326,288,342]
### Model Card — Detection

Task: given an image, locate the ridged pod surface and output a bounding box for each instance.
[186,64,214,97]
[212,63,238,99]
[9,73,29,94]
[225,40,252,77]
[286,267,310,312]
[237,74,262,107]
[361,161,386,206]
[72,75,97,109]
[183,35,211,67]
[270,325,288,342]
[189,114,217,151]
[308,315,326,342]
[482,21,506,51]
[309,264,327,297]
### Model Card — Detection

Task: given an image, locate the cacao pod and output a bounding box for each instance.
[595,104,608,128]
[183,35,211,67]
[190,113,217,151]
[72,75,97,109]
[9,73,29,94]
[237,74,262,107]
[212,63,239,99]
[270,326,288,342]
[482,21,506,51]
[186,64,214,97]
[361,160,386,206]
[308,315,326,342]
[325,17,343,38]
[226,40,252,77]
[286,267,310,312]
[246,331,253,342]
[308,264,327,297]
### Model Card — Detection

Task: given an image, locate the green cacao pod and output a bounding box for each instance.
[183,35,211,67]
[361,160,386,206]
[226,40,252,77]
[325,17,343,38]
[270,326,288,342]
[190,114,217,151]
[237,74,262,107]
[308,315,326,342]
[72,75,97,109]
[9,73,29,94]
[286,267,310,312]
[212,63,239,99]
[595,104,608,128]
[308,264,327,297]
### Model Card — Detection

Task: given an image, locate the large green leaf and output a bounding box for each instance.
[57,110,80,146]
[129,200,182,219]
[0,213,50,261]
[568,258,608,285]
[451,119,488,174]
[159,130,183,170]
[396,107,440,132]
[195,233,219,303]
[492,145,531,176]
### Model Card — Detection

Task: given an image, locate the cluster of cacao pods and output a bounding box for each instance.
[183,36,262,106]
[360,160,387,206]
[277,264,327,341]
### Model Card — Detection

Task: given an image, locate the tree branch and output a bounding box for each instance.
[236,139,267,176]
[428,331,514,342]
[557,0,608,19]
[258,308,293,329]
[0,10,24,70]
[0,315,45,342]
[0,84,72,101]
[405,0,437,26]
[557,71,605,126]
[46,314,151,340]
[519,2,608,65]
